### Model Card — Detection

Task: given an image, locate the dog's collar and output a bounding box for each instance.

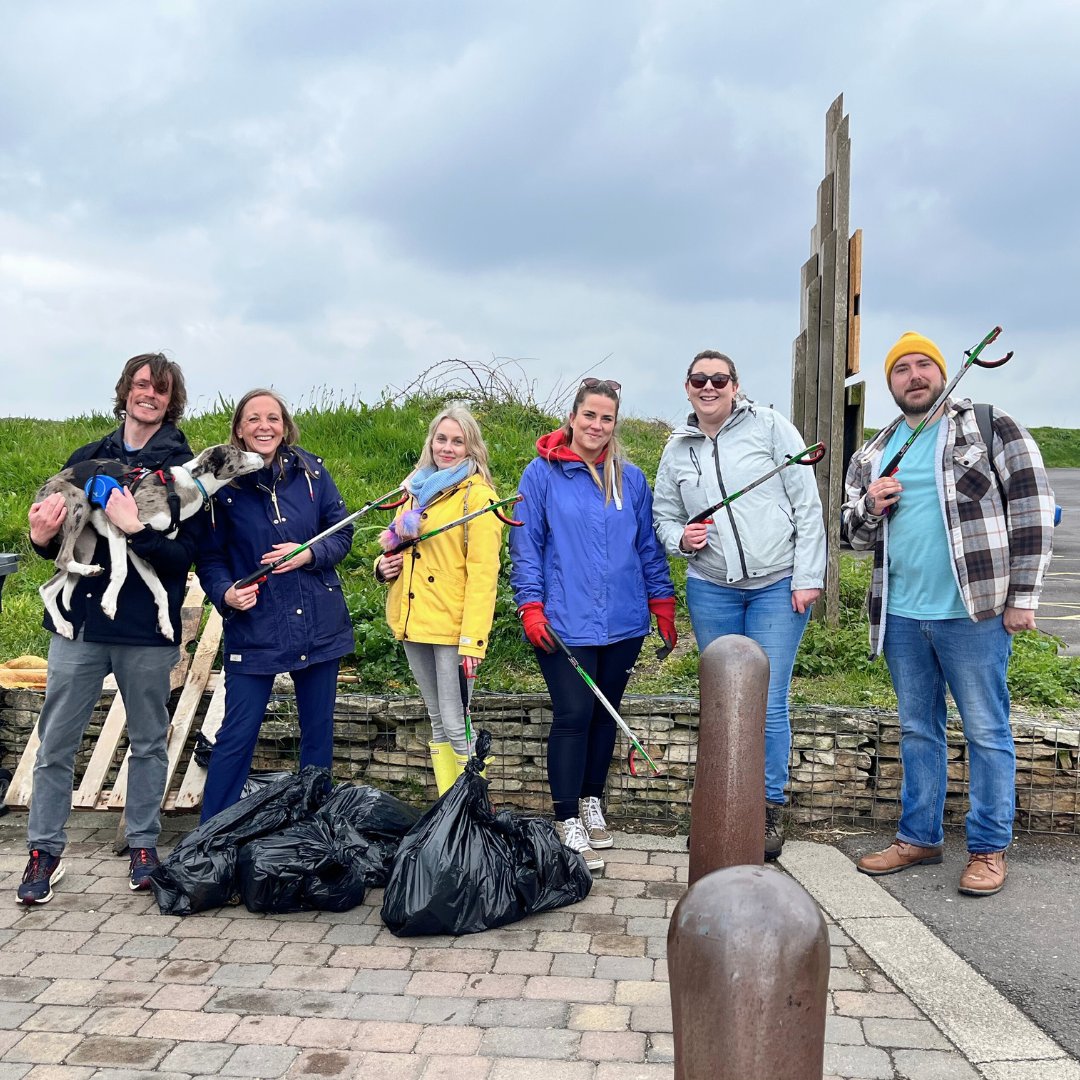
[192,475,210,505]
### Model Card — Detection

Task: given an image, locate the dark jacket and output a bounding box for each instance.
[32,423,199,646]
[196,447,355,675]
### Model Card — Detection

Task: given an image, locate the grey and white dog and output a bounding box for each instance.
[35,444,263,641]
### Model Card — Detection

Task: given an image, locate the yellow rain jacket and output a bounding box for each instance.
[382,478,504,658]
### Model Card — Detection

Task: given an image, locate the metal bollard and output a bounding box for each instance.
[689,634,769,883]
[668,864,829,1080]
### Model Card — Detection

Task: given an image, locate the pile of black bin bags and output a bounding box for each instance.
[380,731,593,936]
[149,766,422,916]
[150,731,593,933]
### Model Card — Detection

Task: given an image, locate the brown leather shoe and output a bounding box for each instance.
[856,841,944,876]
[958,851,1007,896]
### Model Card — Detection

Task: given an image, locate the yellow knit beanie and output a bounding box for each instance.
[884,331,947,381]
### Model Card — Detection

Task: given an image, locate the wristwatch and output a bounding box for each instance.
[865,494,876,514]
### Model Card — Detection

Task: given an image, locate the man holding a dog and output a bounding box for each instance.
[20,353,199,903]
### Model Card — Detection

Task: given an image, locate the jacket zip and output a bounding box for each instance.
[711,434,749,580]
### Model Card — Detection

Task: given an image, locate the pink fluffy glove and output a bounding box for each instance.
[379,508,422,552]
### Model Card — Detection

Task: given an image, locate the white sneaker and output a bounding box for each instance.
[555,816,604,871]
[579,796,614,849]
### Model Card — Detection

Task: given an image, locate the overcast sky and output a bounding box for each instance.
[3,1,1078,432]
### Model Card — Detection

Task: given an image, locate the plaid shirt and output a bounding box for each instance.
[840,398,1055,657]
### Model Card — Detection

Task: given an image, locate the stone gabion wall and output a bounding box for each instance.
[2,688,1078,834]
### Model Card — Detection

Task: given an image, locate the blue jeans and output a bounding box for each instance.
[686,576,810,805]
[883,614,1014,853]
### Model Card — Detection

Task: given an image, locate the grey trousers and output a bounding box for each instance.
[28,631,178,855]
[402,641,472,755]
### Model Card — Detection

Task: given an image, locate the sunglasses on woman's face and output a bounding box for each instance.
[580,377,622,393]
[687,372,732,390]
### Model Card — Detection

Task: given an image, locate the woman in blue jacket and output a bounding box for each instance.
[509,378,676,872]
[196,389,354,821]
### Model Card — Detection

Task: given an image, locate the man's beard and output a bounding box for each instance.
[890,377,945,419]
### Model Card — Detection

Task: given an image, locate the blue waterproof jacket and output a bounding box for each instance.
[509,434,674,646]
[196,447,355,675]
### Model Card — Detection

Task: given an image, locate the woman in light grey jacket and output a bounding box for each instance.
[653,350,826,860]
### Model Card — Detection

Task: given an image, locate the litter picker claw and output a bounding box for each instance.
[687,442,827,525]
[384,495,524,555]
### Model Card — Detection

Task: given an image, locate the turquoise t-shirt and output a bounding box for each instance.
[882,420,968,620]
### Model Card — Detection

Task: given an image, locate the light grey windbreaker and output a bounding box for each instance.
[652,400,826,588]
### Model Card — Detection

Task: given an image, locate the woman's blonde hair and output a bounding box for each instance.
[414,403,494,486]
[565,381,625,504]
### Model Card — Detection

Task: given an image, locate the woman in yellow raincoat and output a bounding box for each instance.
[376,404,503,793]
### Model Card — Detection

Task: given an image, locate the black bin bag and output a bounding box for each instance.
[235,785,423,913]
[149,765,333,916]
[381,731,593,936]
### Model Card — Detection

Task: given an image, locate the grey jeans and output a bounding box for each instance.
[402,641,472,755]
[28,631,178,855]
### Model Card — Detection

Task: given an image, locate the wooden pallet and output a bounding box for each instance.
[4,575,222,820]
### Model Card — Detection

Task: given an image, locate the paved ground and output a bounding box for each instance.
[1,815,1076,1079]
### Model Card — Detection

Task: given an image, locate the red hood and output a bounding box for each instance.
[536,428,607,464]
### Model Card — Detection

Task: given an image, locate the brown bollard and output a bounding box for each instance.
[668,865,829,1080]
[689,634,769,883]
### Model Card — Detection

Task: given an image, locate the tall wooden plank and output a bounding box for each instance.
[791,331,807,438]
[847,229,863,376]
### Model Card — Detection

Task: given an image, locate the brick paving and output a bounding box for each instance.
[0,816,982,1078]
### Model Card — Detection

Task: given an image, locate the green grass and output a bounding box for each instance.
[3,396,1078,711]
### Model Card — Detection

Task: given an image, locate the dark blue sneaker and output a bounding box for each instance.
[128,847,160,891]
[17,850,64,904]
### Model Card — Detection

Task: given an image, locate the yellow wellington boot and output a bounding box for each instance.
[429,742,457,796]
[454,752,491,781]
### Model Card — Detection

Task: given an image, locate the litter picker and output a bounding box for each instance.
[880,325,1013,481]
[548,627,662,776]
[457,663,476,762]
[687,443,827,525]
[233,484,409,589]
[384,495,524,555]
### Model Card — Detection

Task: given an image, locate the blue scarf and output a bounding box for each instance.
[408,460,473,507]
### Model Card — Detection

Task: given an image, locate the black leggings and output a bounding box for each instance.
[536,636,644,820]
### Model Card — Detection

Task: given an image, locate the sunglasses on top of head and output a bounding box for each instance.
[580,377,622,394]
[687,372,732,390]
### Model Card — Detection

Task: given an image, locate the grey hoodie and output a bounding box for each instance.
[652,400,826,589]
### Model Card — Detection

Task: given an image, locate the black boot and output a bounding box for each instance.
[764,802,785,861]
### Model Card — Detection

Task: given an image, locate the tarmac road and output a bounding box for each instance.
[831,827,1080,1061]
[1041,469,1080,654]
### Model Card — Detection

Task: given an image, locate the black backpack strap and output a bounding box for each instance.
[973,403,1005,505]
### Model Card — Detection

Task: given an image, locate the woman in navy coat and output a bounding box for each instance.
[196,388,354,821]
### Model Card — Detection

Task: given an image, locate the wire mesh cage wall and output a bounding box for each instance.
[1,687,1076,834]
[242,692,1080,836]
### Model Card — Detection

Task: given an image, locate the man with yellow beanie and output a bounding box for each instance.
[840,330,1056,898]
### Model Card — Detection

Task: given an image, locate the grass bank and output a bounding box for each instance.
[2,396,1078,712]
